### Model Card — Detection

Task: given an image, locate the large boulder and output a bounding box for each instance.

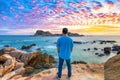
[0,47,55,69]
[2,67,25,80]
[20,53,31,65]
[0,54,16,76]
[0,54,25,80]
[28,52,55,68]
[104,47,111,55]
[9,50,25,60]
[104,54,120,80]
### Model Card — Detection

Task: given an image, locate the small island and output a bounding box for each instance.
[34,30,84,37]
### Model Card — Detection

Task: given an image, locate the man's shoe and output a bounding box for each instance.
[56,76,61,80]
[56,73,61,80]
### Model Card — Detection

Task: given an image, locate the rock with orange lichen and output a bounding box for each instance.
[0,48,55,68]
[0,54,25,80]
[0,54,16,76]
[28,52,55,68]
[0,47,55,80]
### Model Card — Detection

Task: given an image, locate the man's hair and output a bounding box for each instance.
[62,28,68,34]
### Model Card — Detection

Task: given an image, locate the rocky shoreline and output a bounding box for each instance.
[0,41,120,80]
[0,47,105,80]
[0,47,55,80]
[74,40,120,57]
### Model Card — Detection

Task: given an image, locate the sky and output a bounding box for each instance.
[0,0,120,35]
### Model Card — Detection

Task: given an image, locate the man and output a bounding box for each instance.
[56,28,74,79]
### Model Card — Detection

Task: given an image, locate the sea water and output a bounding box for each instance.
[0,35,120,64]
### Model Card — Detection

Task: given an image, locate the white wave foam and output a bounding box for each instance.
[45,45,56,49]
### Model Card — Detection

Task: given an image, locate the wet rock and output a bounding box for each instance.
[83,49,86,51]
[31,43,36,46]
[36,48,41,51]
[93,41,96,43]
[98,54,104,57]
[99,40,116,44]
[117,51,120,55]
[87,48,90,51]
[112,45,120,51]
[21,45,32,50]
[4,45,10,47]
[94,48,98,50]
[104,47,111,55]
[73,41,82,44]
[101,49,104,51]
[21,44,36,50]
[72,61,87,64]
[95,53,99,55]
[105,40,116,44]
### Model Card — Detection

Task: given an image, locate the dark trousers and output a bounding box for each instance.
[57,57,71,78]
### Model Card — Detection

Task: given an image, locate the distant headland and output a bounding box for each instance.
[34,30,84,37]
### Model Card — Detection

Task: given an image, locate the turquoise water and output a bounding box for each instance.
[0,35,120,64]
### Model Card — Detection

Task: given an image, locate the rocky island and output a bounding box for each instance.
[34,30,84,37]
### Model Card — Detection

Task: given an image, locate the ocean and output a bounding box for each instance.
[0,35,120,64]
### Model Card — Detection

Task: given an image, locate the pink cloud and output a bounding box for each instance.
[18,5,24,9]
